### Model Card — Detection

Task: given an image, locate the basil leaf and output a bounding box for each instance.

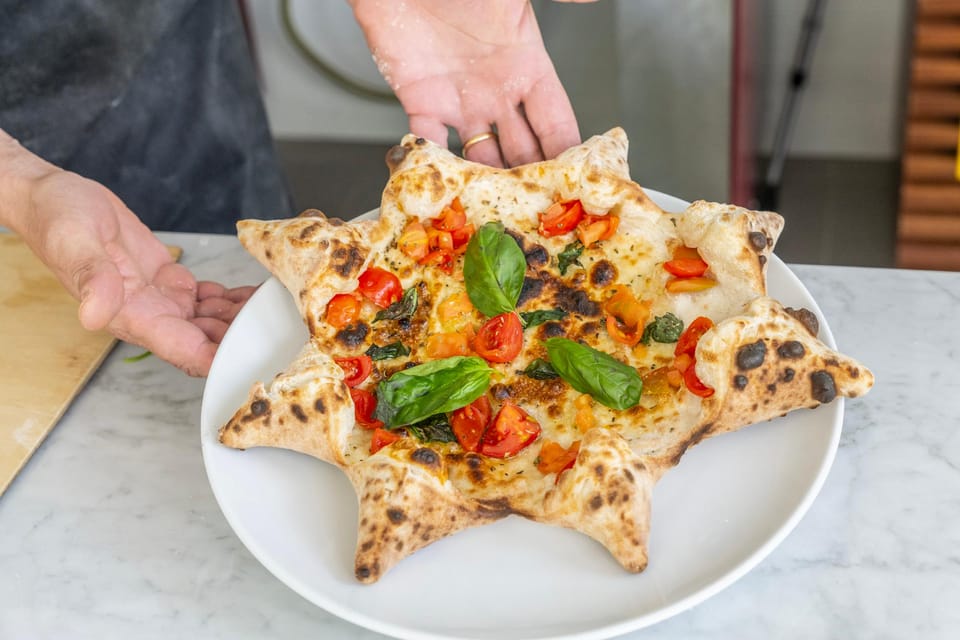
[557,241,583,275]
[519,308,568,329]
[405,413,457,443]
[374,286,419,323]
[365,341,411,361]
[640,313,684,346]
[374,356,492,427]
[463,222,526,317]
[521,358,559,380]
[545,338,642,410]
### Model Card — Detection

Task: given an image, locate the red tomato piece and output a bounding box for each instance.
[473,312,523,363]
[675,316,714,357]
[432,204,467,231]
[576,213,619,246]
[350,388,383,429]
[480,402,541,459]
[397,221,429,260]
[357,267,402,308]
[450,395,492,453]
[663,257,709,278]
[538,200,584,237]
[334,355,373,387]
[325,293,361,329]
[683,364,715,398]
[450,223,475,251]
[535,440,581,475]
[370,427,402,454]
[418,248,454,274]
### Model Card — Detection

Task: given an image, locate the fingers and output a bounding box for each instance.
[196,295,245,324]
[408,115,450,148]
[133,316,218,377]
[522,75,581,159]
[459,125,504,168]
[76,258,125,331]
[153,263,198,318]
[193,317,230,345]
[496,105,545,167]
[197,281,258,304]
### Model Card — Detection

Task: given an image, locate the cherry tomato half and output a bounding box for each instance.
[334,355,373,387]
[357,267,402,308]
[538,200,584,237]
[479,401,541,458]
[606,315,643,346]
[418,248,454,274]
[432,203,467,231]
[397,221,429,260]
[683,364,715,398]
[675,316,714,357]
[535,440,581,475]
[576,214,619,246]
[663,257,709,278]
[350,388,383,429]
[450,395,492,453]
[473,312,523,363]
[370,427,402,454]
[326,293,361,329]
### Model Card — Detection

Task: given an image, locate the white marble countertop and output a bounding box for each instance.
[1,231,958,639]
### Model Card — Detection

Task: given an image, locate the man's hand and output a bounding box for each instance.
[1,135,252,377]
[351,0,581,167]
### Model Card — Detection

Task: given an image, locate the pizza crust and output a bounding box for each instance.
[218,128,874,583]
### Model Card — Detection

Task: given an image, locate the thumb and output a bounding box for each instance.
[75,255,125,331]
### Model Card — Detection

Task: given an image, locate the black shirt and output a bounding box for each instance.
[0,0,291,233]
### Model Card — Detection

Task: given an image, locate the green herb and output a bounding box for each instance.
[374,286,419,323]
[462,222,526,317]
[545,338,642,410]
[557,241,584,275]
[374,356,492,427]
[405,413,457,443]
[365,341,411,361]
[640,313,684,345]
[521,358,559,380]
[519,308,567,329]
[123,350,153,363]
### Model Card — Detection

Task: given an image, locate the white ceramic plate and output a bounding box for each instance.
[200,190,842,640]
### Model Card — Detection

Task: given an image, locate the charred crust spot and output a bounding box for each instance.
[335,323,369,348]
[469,469,485,484]
[759,254,767,267]
[291,404,308,422]
[299,223,320,240]
[264,249,273,261]
[623,468,635,483]
[395,540,404,552]
[410,448,440,468]
[607,491,619,505]
[736,340,767,370]
[327,218,344,227]
[525,245,549,267]
[518,277,545,307]
[356,565,372,580]
[849,366,860,378]
[415,137,426,145]
[785,307,820,337]
[589,494,604,510]
[231,423,241,433]
[360,540,374,552]
[251,400,269,416]
[539,322,565,339]
[387,508,407,524]
[767,383,778,394]
[385,144,409,170]
[782,367,796,382]
[466,454,483,469]
[330,243,364,278]
[476,497,514,518]
[589,260,618,287]
[810,370,837,403]
[314,398,326,413]
[554,284,601,317]
[748,231,768,251]
[593,463,605,479]
[733,374,748,390]
[777,340,806,359]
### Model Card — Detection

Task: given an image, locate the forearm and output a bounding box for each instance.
[0,128,59,235]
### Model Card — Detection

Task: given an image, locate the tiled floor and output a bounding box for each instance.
[275,140,898,268]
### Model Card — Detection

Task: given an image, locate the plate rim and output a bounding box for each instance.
[200,189,842,640]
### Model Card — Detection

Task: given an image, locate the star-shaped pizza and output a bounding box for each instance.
[218,128,873,583]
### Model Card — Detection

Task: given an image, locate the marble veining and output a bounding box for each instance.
[1,236,958,639]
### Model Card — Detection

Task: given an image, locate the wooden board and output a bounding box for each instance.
[0,235,181,497]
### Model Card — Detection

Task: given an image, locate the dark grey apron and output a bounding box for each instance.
[0,0,291,233]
